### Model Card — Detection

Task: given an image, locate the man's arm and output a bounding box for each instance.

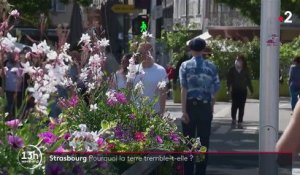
[246,70,253,94]
[276,100,300,156]
[181,87,187,113]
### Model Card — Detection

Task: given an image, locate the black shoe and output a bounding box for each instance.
[231,120,236,128]
[237,122,243,129]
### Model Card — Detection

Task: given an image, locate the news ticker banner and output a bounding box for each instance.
[43,152,293,174]
[18,146,293,175]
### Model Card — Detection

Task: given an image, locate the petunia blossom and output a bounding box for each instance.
[134,132,146,142]
[97,138,106,147]
[8,135,24,149]
[5,119,22,128]
[63,133,71,140]
[38,131,57,145]
[155,135,163,144]
[169,132,180,144]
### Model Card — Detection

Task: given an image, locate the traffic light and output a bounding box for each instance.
[132,15,149,35]
[134,0,151,9]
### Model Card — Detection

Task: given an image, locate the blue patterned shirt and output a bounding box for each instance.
[179,57,220,100]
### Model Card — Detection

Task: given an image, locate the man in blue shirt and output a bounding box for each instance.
[179,38,220,175]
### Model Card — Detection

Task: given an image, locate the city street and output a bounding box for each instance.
[166,97,296,175]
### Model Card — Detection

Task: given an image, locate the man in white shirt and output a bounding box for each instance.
[133,42,168,114]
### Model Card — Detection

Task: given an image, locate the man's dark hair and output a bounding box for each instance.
[293,56,300,65]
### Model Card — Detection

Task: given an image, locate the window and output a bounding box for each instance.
[51,0,66,12]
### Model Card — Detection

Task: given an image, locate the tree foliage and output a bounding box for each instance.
[216,0,300,25]
[7,0,93,26]
[160,24,195,65]
[208,36,300,80]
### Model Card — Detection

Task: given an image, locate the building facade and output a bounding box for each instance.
[170,0,300,42]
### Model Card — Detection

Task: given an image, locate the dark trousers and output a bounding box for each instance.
[231,89,247,123]
[182,99,213,175]
[289,84,300,111]
[5,91,23,120]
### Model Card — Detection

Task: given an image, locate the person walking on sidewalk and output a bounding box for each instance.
[180,38,220,175]
[288,56,300,112]
[227,54,253,128]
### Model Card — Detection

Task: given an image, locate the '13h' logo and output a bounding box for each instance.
[18,145,43,170]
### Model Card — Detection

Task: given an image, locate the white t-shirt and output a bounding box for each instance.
[133,63,168,113]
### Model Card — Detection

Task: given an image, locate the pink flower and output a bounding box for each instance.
[97,138,106,147]
[38,131,57,145]
[55,146,66,153]
[9,10,20,18]
[115,92,127,104]
[63,133,71,140]
[134,132,146,142]
[107,97,118,106]
[8,135,24,149]
[5,119,22,128]
[155,135,163,144]
[169,132,180,144]
[106,91,127,106]
[68,95,79,107]
[48,122,56,130]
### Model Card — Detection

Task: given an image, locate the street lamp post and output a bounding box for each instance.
[259,0,280,174]
[150,0,156,57]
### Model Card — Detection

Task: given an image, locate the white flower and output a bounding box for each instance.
[21,62,34,75]
[58,53,72,63]
[9,9,19,17]
[0,33,17,52]
[31,43,43,55]
[157,80,167,90]
[69,141,77,150]
[46,51,58,61]
[7,33,17,42]
[87,83,95,92]
[134,81,144,94]
[79,124,87,132]
[62,43,70,52]
[196,137,201,145]
[90,104,98,111]
[141,32,153,40]
[98,38,109,47]
[38,40,51,54]
[79,33,91,44]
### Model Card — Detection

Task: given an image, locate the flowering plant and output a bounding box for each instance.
[0,7,204,173]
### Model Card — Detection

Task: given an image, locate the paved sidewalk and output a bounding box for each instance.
[165,98,298,175]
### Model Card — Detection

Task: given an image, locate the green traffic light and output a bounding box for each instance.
[140,21,148,33]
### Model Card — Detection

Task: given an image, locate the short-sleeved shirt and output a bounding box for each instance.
[179,56,220,100]
[134,63,168,112]
[289,65,300,88]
